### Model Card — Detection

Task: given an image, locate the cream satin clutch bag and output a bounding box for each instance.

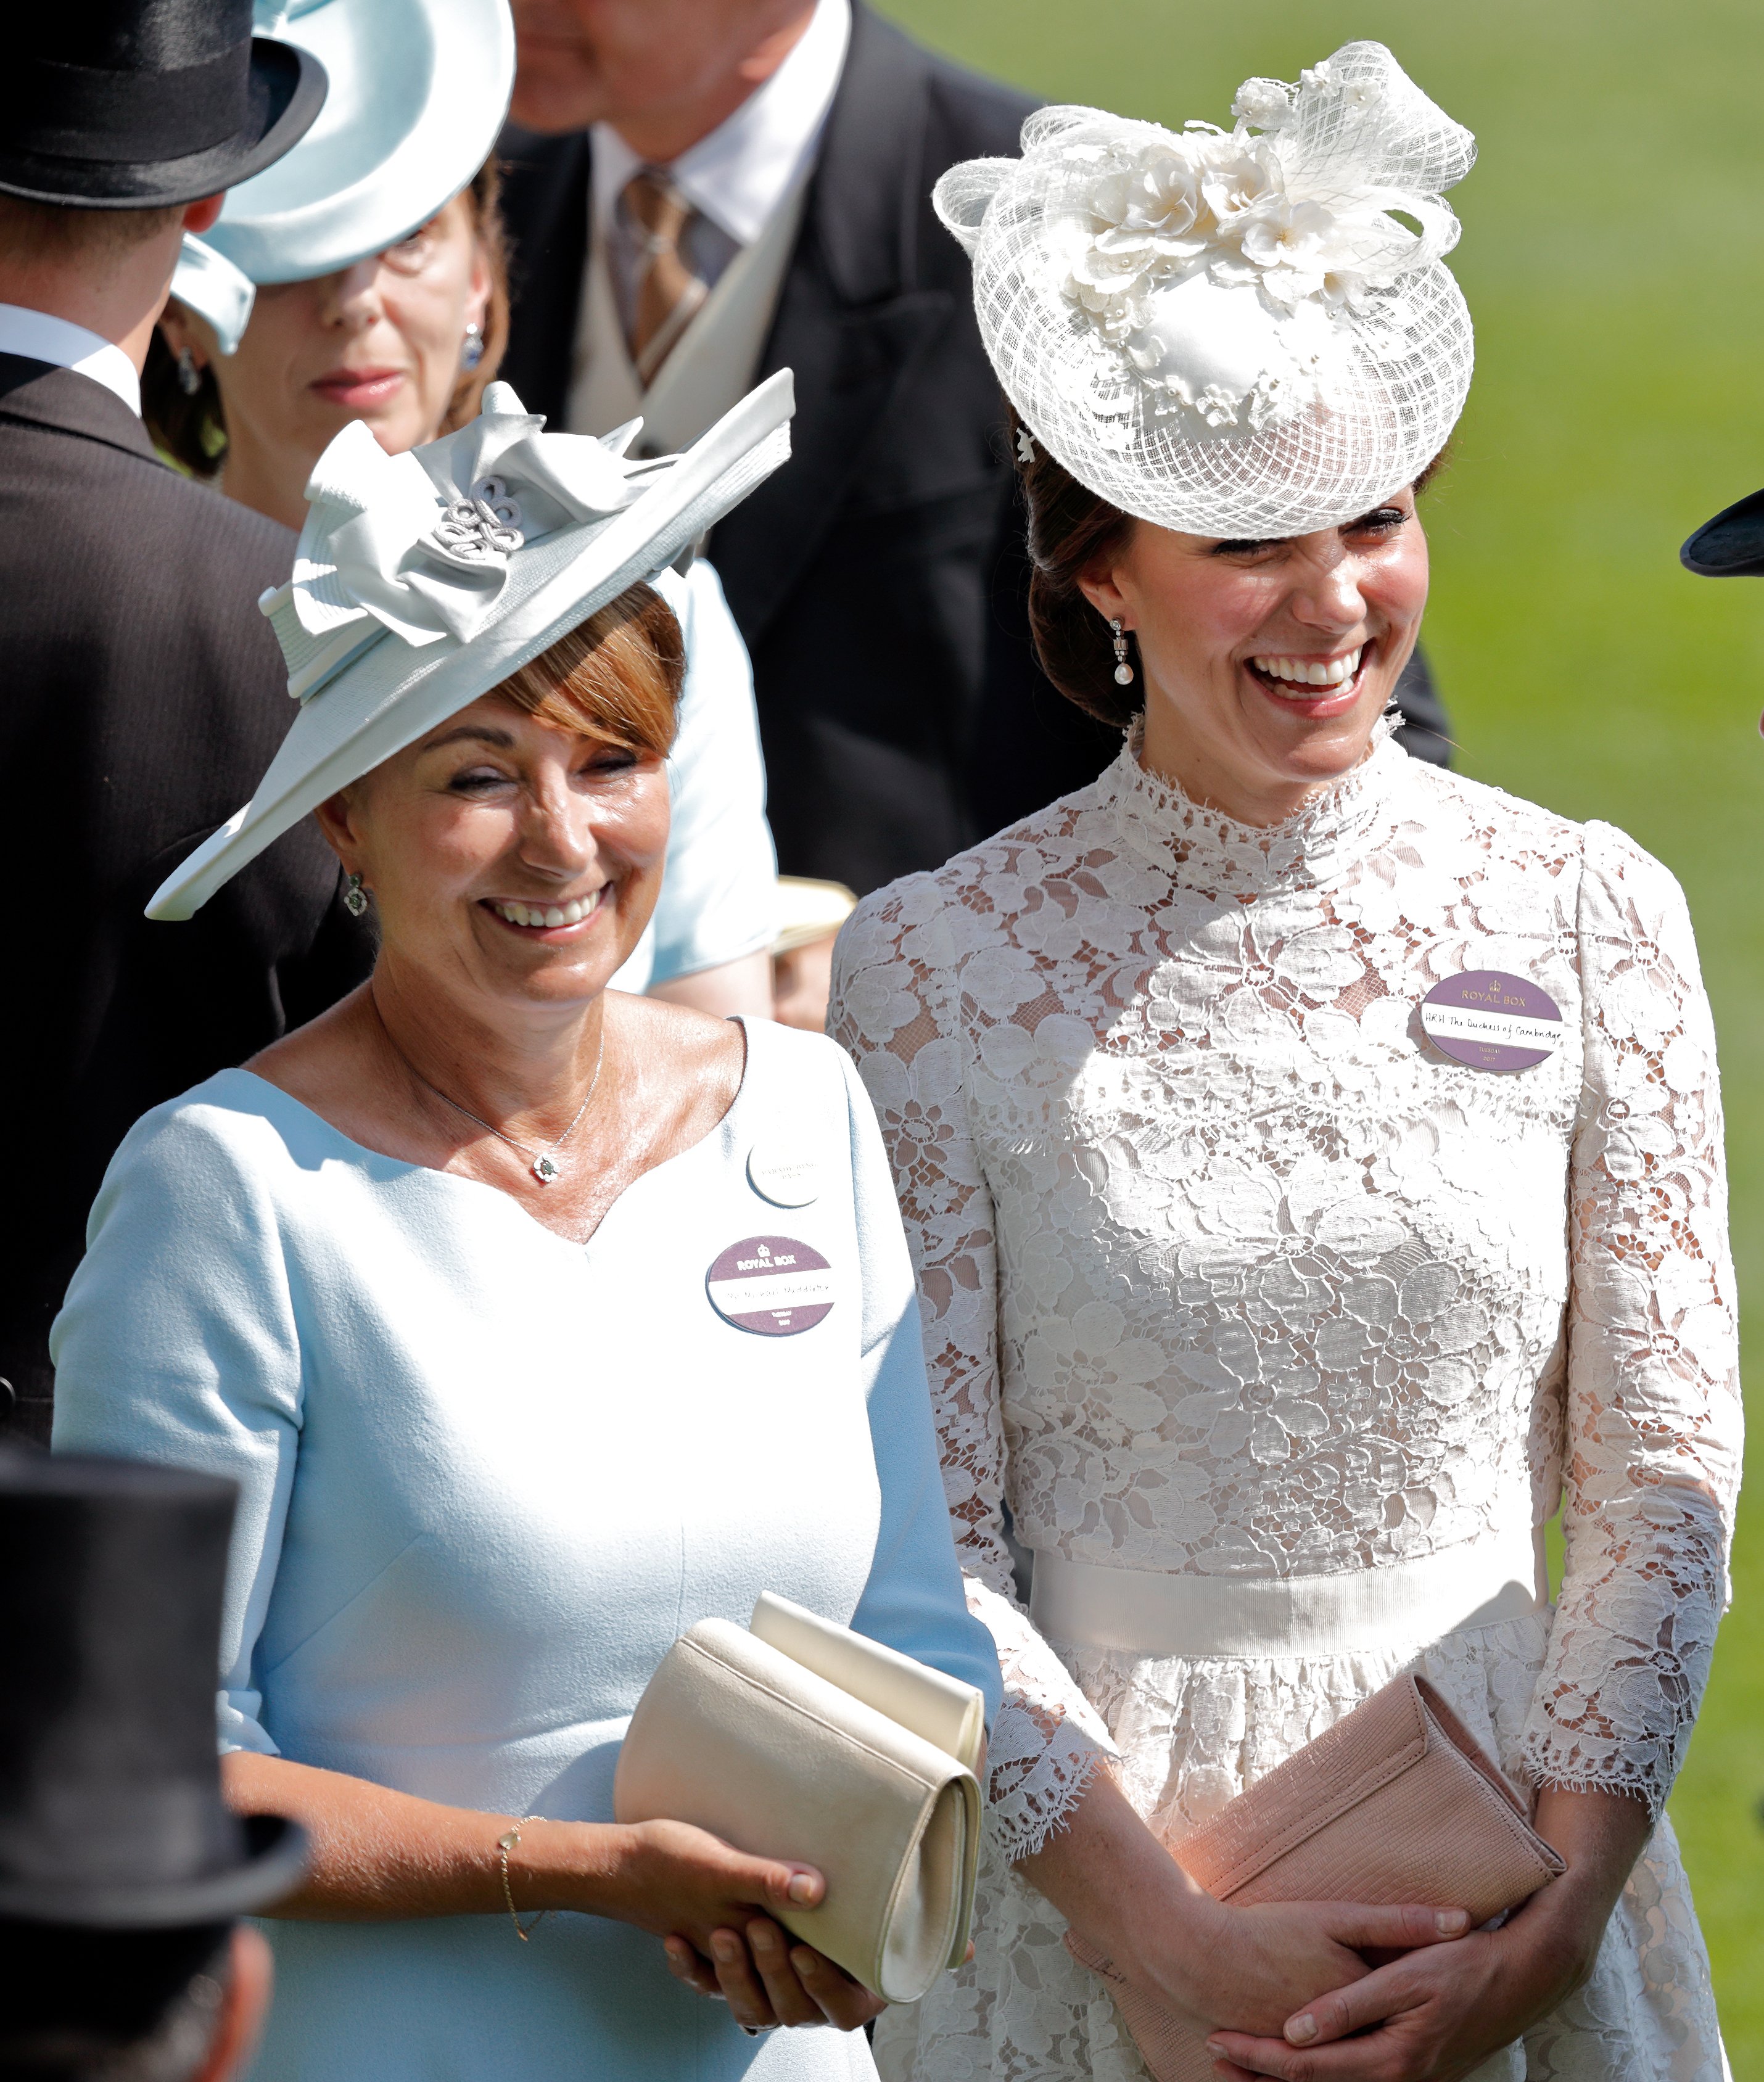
[1066,1676,1564,2082]
[614,1593,984,2003]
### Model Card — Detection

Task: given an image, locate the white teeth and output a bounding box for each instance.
[1250,646,1362,689]
[490,891,601,929]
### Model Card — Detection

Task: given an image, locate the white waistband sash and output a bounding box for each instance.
[1028,1523,1547,1660]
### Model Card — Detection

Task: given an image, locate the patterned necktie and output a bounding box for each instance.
[620,169,709,385]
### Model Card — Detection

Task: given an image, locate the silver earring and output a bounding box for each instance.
[176,347,202,396]
[1110,618,1134,686]
[344,873,369,918]
[460,321,484,371]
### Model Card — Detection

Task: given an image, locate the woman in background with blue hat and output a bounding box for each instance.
[150,0,779,1015]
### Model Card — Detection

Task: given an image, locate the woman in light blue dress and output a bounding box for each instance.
[52,370,999,2082]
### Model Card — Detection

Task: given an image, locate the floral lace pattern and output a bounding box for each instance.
[831,734,1739,2079]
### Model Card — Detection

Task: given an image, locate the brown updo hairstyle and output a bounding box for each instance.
[490,582,686,763]
[1011,400,1449,731]
[143,158,512,480]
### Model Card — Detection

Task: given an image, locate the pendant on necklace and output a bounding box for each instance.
[530,1154,563,1185]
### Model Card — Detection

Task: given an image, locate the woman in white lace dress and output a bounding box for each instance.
[829,43,1740,2082]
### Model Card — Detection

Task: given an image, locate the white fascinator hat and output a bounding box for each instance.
[148,369,796,921]
[934,41,1475,538]
[171,0,515,353]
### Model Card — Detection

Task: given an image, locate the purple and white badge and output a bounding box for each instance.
[1420,970,1563,1072]
[706,1235,835,1336]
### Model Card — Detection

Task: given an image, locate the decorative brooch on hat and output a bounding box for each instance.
[936,42,1476,537]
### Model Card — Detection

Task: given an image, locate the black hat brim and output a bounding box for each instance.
[1681,487,1764,577]
[0,39,327,212]
[0,1814,308,1929]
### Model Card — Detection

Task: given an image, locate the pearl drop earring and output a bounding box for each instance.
[1110,619,1135,686]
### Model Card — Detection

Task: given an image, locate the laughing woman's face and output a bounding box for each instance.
[1079,488,1431,823]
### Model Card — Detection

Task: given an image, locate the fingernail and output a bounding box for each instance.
[712,1934,740,1961]
[741,2025,759,2038]
[752,1926,780,1955]
[1287,2015,1318,2046]
[1436,1909,1469,1935]
[786,1871,817,1903]
[1205,2041,1226,2057]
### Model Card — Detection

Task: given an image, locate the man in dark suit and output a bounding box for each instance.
[498,0,1453,899]
[0,3,369,1443]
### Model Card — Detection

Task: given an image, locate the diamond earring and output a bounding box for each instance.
[344,873,369,918]
[1110,619,1135,686]
[176,347,202,397]
[460,321,485,372]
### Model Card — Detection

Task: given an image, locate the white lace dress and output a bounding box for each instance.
[829,731,1741,2082]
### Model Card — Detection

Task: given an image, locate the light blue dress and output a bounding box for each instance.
[614,559,778,994]
[52,1019,999,2082]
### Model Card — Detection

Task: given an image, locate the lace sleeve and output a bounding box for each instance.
[830,878,1117,1859]
[1519,825,1744,1815]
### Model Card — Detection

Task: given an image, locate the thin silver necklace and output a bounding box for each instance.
[373,993,605,1186]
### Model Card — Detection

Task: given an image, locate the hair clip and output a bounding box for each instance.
[1015,427,1036,466]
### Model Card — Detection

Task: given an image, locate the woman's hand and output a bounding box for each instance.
[605,1818,885,2033]
[1204,1787,1653,2081]
[220,1756,883,2033]
[1018,1771,1468,2035]
[662,1920,886,2033]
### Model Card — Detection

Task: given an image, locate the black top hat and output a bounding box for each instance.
[1681,487,1764,578]
[0,1447,306,1927]
[1,0,326,210]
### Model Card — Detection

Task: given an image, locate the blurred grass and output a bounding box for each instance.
[878,0,1764,2062]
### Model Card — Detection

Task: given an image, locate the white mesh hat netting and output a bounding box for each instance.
[934,41,1476,537]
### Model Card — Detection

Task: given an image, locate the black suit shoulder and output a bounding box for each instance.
[0,361,373,1441]
[910,25,1039,147]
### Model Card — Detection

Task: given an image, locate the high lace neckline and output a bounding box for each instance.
[1104,717,1405,892]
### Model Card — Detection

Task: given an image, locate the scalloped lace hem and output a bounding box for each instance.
[986,1728,1113,1865]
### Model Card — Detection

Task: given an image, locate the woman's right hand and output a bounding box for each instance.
[1118,1895,1470,2039]
[594,1819,886,2033]
[1018,1770,1467,2036]
[218,1756,884,2033]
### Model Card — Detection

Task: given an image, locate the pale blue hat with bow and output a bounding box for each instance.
[171,0,514,354]
[147,371,796,921]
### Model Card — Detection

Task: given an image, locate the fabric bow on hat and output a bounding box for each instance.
[265,382,669,701]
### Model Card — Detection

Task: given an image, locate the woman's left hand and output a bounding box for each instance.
[1205,1787,1652,2082]
[662,1919,887,2033]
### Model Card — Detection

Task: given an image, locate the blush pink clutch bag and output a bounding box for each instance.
[1065,1676,1564,2082]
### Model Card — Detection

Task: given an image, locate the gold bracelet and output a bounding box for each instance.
[497,1816,549,1943]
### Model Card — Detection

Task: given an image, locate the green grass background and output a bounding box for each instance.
[876,0,1764,2061]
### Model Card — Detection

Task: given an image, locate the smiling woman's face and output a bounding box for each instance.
[170,192,489,519]
[1079,491,1431,823]
[315,693,669,1017]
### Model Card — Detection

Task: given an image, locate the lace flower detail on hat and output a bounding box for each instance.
[934,41,1477,538]
[1052,57,1463,435]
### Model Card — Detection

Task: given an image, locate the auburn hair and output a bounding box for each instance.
[489,583,685,759]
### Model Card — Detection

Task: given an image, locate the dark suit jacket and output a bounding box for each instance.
[0,358,374,1443]
[498,6,1451,894]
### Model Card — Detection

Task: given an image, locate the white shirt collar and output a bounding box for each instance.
[0,303,142,416]
[591,0,851,247]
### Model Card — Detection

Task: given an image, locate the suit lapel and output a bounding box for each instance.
[495,127,593,426]
[0,356,166,469]
[711,6,952,645]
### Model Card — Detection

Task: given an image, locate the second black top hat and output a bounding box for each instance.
[0,0,327,211]
[0,1447,307,1927]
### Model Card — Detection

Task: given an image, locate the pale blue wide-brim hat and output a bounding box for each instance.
[171,0,514,353]
[147,370,796,921]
